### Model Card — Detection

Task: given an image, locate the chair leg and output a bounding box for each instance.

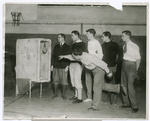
[40,83,42,97]
[16,83,18,96]
[29,81,31,98]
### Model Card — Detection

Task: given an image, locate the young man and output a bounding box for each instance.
[69,30,87,104]
[101,31,122,107]
[51,33,72,100]
[59,48,126,110]
[84,28,103,102]
[120,30,141,113]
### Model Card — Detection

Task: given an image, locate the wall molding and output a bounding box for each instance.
[5,20,146,26]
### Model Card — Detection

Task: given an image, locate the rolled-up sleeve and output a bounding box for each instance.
[133,45,141,60]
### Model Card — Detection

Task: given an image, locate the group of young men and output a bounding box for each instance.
[51,29,141,113]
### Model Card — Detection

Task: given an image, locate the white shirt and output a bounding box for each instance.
[80,52,107,70]
[60,42,65,46]
[87,39,103,59]
[123,40,141,62]
[63,52,108,72]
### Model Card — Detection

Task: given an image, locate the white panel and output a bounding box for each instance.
[40,40,51,82]
[16,38,51,82]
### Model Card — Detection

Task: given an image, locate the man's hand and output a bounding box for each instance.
[106,71,113,82]
[59,55,64,60]
[134,74,140,85]
[51,66,53,71]
[65,66,69,72]
[107,72,113,78]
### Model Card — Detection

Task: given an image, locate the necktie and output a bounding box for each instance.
[123,42,127,53]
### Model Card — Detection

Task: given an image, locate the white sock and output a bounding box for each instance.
[77,88,82,100]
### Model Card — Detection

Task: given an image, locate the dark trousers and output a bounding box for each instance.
[102,66,117,104]
[121,60,138,109]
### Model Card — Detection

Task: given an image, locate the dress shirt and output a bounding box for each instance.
[123,40,141,62]
[88,39,103,59]
[80,52,107,70]
[62,52,108,72]
[60,42,65,46]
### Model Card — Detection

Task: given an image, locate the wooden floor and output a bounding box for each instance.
[4,80,147,120]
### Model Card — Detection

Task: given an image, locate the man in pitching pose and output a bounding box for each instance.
[59,48,126,110]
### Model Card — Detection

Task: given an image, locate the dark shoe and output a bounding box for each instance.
[69,96,77,101]
[120,85,127,96]
[62,95,67,100]
[119,105,131,108]
[132,108,139,113]
[51,94,58,99]
[88,107,99,111]
[72,99,82,104]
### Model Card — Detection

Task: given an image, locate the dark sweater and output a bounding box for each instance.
[72,42,88,52]
[102,41,122,67]
[71,41,88,64]
[52,43,72,69]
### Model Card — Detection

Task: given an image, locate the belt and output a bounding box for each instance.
[71,61,82,65]
[123,59,136,63]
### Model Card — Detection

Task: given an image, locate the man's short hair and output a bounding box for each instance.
[58,33,66,39]
[73,48,83,56]
[71,30,80,37]
[103,31,111,38]
[122,30,132,38]
[86,29,96,36]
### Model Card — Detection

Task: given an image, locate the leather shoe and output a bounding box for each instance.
[132,108,139,113]
[69,96,77,101]
[72,99,82,104]
[88,107,99,111]
[119,105,131,108]
[62,95,67,100]
[120,85,127,96]
[51,94,58,99]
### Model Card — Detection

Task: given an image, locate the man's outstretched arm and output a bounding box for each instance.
[59,54,76,61]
